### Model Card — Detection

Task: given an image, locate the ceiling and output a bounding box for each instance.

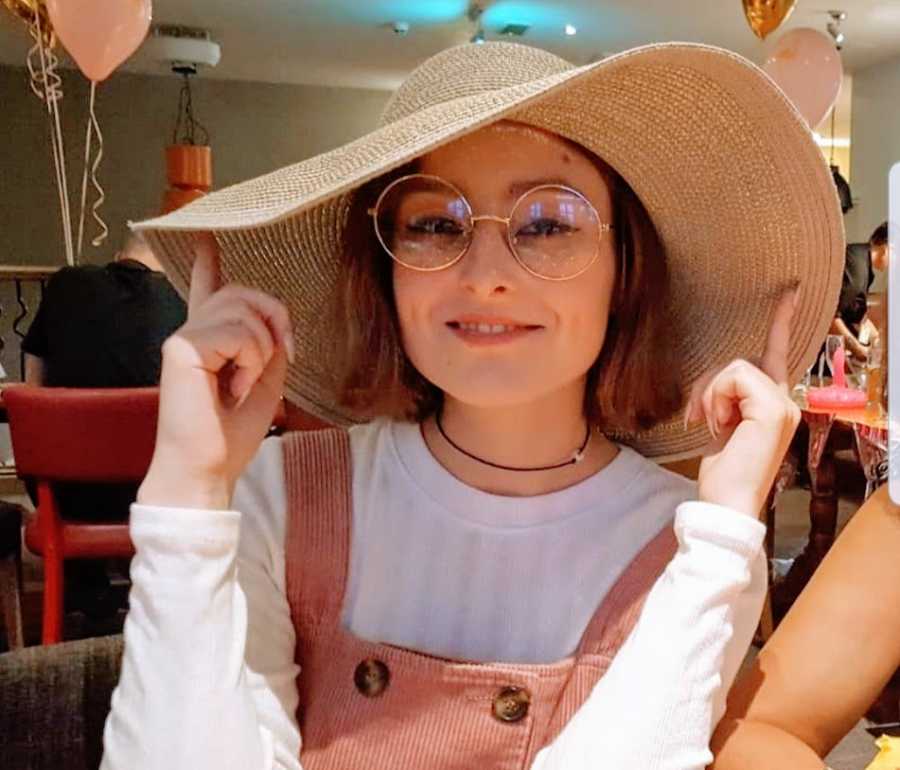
[1,1,899,92]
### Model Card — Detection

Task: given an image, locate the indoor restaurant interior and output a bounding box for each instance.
[1,2,899,769]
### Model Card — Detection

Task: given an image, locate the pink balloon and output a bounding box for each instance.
[47,0,152,82]
[763,28,842,128]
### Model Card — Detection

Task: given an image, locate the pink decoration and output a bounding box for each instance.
[832,345,847,388]
[807,348,867,409]
[763,27,843,128]
[46,0,152,82]
[807,387,867,409]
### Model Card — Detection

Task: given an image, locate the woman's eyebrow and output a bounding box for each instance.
[508,177,572,197]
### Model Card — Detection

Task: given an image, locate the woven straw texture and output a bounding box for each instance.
[132,41,844,460]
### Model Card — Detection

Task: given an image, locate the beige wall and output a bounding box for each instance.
[845,53,900,292]
[1,65,390,267]
[0,65,388,379]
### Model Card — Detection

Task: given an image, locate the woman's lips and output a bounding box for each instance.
[446,320,543,346]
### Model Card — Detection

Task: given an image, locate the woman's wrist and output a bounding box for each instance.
[697,490,762,521]
[138,459,233,510]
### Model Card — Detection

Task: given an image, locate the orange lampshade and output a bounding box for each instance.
[162,144,212,213]
[165,144,212,190]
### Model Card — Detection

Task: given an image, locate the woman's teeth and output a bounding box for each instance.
[458,322,519,334]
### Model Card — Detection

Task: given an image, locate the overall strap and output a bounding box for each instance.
[282,428,353,635]
[576,524,678,656]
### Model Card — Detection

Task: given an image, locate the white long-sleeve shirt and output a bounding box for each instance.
[101,419,767,770]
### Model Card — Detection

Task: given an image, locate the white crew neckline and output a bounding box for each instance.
[386,419,648,530]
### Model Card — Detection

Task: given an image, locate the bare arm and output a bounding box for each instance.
[23,354,45,385]
[829,316,868,360]
[710,485,900,768]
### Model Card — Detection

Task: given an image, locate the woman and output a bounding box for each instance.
[100,42,842,769]
[712,484,900,769]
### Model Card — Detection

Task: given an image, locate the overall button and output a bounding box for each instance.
[353,658,390,697]
[492,686,531,723]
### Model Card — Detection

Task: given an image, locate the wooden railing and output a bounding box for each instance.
[0,266,60,382]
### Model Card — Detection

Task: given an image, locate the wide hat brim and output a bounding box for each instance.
[133,41,844,461]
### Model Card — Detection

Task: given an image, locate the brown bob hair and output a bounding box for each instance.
[328,145,683,435]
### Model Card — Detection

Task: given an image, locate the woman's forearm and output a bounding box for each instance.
[710,718,825,770]
[101,500,304,770]
[534,502,765,770]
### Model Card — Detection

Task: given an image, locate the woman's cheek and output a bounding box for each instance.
[564,299,610,367]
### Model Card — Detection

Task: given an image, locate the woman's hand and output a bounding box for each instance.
[138,234,294,509]
[686,289,801,518]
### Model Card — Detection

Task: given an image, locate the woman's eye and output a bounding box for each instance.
[517,218,574,237]
[407,217,465,235]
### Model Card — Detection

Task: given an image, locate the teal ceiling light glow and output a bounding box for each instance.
[481,3,636,39]
[482,2,573,30]
[326,0,470,25]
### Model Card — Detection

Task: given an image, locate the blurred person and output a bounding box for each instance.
[20,230,187,619]
[827,221,888,364]
[23,231,186,388]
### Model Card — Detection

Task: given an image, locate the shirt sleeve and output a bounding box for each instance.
[100,437,304,770]
[531,501,767,770]
[22,266,82,357]
[21,288,51,357]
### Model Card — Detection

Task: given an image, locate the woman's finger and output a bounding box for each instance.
[188,233,221,317]
[701,362,737,438]
[179,320,269,395]
[684,369,716,429]
[203,284,295,363]
[701,359,797,436]
[760,286,799,391]
[240,345,289,413]
[699,360,772,437]
[196,300,278,370]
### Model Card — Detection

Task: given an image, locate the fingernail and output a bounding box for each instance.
[682,406,692,432]
[235,387,251,410]
[283,332,296,364]
[792,287,801,311]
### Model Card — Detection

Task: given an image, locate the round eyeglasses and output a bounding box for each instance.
[368,174,612,281]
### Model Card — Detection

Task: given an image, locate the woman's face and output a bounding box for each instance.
[392,121,617,410]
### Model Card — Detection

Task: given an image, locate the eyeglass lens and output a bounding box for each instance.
[374,175,601,279]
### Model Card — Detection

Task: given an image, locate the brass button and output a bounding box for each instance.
[492,686,531,723]
[353,658,390,698]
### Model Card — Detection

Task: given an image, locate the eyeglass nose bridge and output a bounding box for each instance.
[469,214,511,227]
[463,214,518,267]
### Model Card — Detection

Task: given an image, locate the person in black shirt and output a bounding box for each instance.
[23,235,186,388]
[21,233,186,618]
[828,221,888,364]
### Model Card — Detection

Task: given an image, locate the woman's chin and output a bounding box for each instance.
[437,379,560,411]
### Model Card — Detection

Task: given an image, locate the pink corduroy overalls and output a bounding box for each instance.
[283,429,676,770]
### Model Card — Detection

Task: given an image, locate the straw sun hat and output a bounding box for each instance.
[132,41,844,460]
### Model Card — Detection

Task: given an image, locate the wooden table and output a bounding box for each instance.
[771,388,888,619]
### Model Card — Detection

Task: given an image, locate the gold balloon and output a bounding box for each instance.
[742,0,797,40]
[2,0,55,48]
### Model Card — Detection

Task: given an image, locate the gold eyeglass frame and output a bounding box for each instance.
[367,173,613,282]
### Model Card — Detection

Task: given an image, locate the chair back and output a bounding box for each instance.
[5,386,159,483]
[0,635,123,769]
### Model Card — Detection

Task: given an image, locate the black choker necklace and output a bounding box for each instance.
[434,412,591,472]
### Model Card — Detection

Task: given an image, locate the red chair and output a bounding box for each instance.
[4,386,159,644]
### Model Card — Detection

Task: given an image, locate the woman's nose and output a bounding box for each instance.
[456,218,516,296]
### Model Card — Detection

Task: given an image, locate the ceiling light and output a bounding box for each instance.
[500,23,530,36]
[391,20,410,36]
[813,132,850,148]
[826,10,846,51]
[565,24,577,36]
[470,27,486,44]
